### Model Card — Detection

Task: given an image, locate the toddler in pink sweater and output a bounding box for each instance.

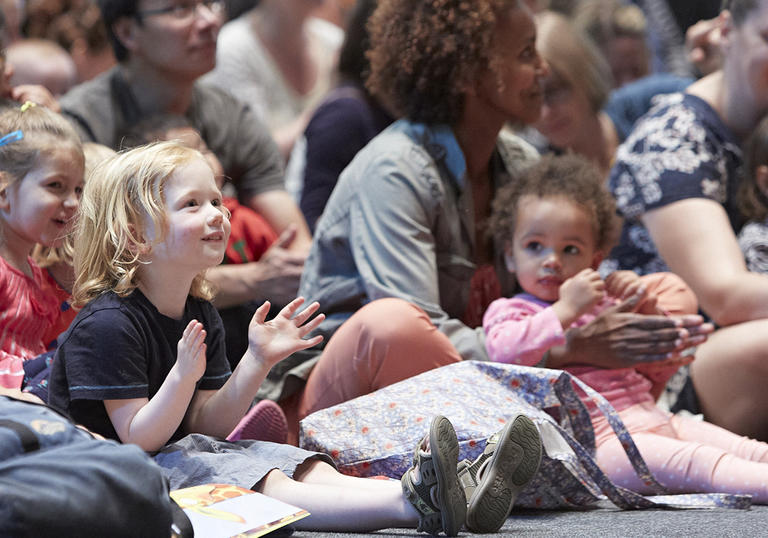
[484,154,768,502]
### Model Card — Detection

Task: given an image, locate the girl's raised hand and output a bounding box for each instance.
[246,297,325,368]
[175,320,207,382]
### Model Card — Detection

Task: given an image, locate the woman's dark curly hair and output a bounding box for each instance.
[366,0,521,125]
[488,154,619,251]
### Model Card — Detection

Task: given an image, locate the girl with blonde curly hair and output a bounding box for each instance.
[49,140,517,536]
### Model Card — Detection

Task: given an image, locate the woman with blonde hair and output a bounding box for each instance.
[533,10,691,174]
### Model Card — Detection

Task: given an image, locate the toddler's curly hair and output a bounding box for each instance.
[488,154,619,251]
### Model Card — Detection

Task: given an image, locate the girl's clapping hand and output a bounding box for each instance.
[246,297,325,368]
[175,320,207,382]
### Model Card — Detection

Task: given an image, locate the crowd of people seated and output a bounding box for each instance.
[3,0,768,534]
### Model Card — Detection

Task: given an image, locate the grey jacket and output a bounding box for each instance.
[301,120,539,357]
[259,120,539,401]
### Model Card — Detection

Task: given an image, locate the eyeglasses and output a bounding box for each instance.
[135,0,224,22]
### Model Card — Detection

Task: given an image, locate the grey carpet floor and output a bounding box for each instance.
[293,503,767,537]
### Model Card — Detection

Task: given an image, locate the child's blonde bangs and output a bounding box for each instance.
[73,141,215,306]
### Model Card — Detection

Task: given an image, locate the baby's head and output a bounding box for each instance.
[73,140,224,306]
[488,154,617,301]
[121,114,226,189]
[738,114,768,223]
[0,103,84,249]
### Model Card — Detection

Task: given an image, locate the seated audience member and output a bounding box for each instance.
[45,1,117,83]
[294,0,393,232]
[0,28,60,110]
[59,0,311,309]
[484,154,768,503]
[0,104,85,393]
[6,39,78,97]
[573,0,650,88]
[207,0,343,159]
[32,142,116,350]
[0,0,21,46]
[122,114,279,364]
[531,10,691,175]
[266,0,705,443]
[737,115,768,273]
[605,0,768,441]
[531,10,616,173]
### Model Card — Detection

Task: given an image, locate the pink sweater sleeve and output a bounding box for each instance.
[482,297,566,366]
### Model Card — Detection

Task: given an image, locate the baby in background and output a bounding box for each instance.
[484,154,768,503]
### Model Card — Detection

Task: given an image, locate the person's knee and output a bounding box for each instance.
[643,272,699,315]
[255,468,291,493]
[353,298,433,342]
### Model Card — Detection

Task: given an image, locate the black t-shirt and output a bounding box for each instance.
[48,290,231,442]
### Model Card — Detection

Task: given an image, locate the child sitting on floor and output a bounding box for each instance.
[121,114,287,443]
[0,102,84,393]
[484,154,768,502]
[32,142,116,348]
[47,140,535,534]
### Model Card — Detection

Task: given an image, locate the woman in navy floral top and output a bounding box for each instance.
[606,0,768,441]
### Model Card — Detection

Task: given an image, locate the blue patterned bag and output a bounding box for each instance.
[299,361,750,510]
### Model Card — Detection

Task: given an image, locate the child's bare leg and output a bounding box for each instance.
[292,459,394,490]
[255,466,419,532]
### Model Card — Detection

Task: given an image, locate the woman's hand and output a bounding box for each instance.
[245,297,325,369]
[549,290,713,369]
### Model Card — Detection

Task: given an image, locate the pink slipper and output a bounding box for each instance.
[226,400,288,443]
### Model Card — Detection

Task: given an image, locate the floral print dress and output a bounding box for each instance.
[603,93,743,275]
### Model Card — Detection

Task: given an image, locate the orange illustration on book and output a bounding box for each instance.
[171,484,252,523]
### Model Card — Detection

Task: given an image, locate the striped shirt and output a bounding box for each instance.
[0,256,59,388]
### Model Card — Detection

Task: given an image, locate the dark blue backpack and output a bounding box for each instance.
[0,396,191,537]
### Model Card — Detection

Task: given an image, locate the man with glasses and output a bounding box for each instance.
[60,0,312,312]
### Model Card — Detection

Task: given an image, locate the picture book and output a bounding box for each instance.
[170,483,310,537]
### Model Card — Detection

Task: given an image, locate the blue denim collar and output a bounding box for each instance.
[393,119,467,191]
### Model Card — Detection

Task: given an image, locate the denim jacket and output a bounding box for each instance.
[298,119,539,364]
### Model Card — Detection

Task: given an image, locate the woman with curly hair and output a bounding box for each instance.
[276,0,704,460]
[279,0,545,429]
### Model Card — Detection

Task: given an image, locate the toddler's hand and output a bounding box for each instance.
[246,297,325,369]
[556,269,605,324]
[605,271,663,315]
[605,271,643,299]
[175,320,207,382]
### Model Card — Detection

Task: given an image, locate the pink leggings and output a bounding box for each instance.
[280,298,461,443]
[595,401,768,503]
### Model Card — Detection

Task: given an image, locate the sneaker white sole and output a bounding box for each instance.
[465,414,542,533]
